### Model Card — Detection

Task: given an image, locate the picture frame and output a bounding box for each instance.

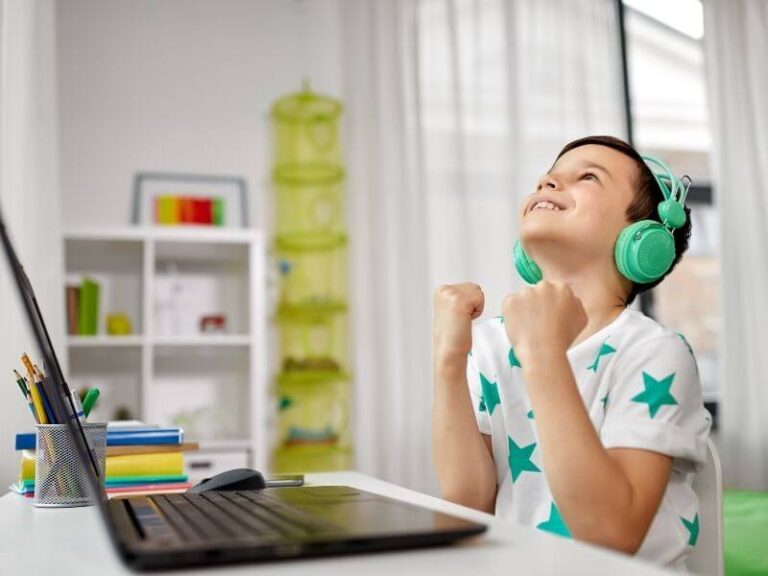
[132,172,249,228]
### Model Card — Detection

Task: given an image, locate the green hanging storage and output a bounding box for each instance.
[270,85,352,474]
[272,86,344,184]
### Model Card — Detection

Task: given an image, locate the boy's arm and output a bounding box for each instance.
[523,352,671,553]
[502,281,671,553]
[432,284,497,513]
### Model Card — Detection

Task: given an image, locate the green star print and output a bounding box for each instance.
[508,347,521,368]
[587,342,616,372]
[631,371,679,418]
[681,514,700,546]
[507,436,541,482]
[479,372,500,415]
[537,503,572,538]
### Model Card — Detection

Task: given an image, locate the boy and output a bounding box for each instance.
[432,136,711,568]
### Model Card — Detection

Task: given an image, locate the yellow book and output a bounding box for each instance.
[19,450,35,482]
[106,451,184,477]
[20,450,184,481]
[155,196,179,225]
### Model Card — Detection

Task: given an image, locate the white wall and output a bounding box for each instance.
[57,0,344,229]
[0,0,65,489]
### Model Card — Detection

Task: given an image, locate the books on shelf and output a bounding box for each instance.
[11,424,196,498]
[154,195,224,226]
[66,277,100,336]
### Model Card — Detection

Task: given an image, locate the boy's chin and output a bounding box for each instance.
[518,222,570,246]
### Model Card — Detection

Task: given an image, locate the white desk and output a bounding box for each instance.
[0,472,673,575]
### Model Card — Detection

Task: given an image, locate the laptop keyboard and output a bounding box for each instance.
[146,491,337,543]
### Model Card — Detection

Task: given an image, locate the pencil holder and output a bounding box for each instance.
[34,423,107,508]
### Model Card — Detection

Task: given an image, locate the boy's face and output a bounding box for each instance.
[519,144,638,265]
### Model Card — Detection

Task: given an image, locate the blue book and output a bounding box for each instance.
[14,427,184,450]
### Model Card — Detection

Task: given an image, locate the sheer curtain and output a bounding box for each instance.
[342,0,625,494]
[703,0,768,490]
[0,0,64,488]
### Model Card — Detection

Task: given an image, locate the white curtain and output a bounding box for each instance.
[343,0,625,494]
[703,0,768,490]
[0,0,64,488]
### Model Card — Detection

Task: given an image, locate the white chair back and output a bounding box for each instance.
[687,438,724,576]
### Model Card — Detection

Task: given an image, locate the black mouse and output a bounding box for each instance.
[188,468,267,493]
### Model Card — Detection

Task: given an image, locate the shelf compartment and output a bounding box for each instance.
[154,241,250,337]
[67,346,142,422]
[148,346,251,443]
[65,238,144,336]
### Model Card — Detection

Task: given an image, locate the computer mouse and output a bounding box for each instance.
[187,468,267,493]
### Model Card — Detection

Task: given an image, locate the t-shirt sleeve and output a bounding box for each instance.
[600,334,711,471]
[466,349,492,435]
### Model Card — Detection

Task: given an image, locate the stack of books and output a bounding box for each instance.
[11,422,198,498]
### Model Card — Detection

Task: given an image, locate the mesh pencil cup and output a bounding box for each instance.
[34,422,107,508]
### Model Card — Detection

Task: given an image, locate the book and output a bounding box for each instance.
[213,198,224,226]
[155,196,179,225]
[11,476,190,496]
[14,427,184,450]
[179,197,196,223]
[77,278,99,335]
[106,442,199,456]
[107,452,184,477]
[66,285,79,335]
[192,198,213,224]
[19,451,184,482]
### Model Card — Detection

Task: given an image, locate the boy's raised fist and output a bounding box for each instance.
[433,283,485,362]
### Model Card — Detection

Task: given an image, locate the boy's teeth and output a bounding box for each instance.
[532,201,561,211]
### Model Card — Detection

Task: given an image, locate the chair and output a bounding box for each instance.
[687,438,724,576]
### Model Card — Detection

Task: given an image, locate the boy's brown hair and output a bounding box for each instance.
[555,135,692,306]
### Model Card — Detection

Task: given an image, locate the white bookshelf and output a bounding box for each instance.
[63,227,269,478]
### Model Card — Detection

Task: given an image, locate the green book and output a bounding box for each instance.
[212,197,225,226]
[78,278,100,335]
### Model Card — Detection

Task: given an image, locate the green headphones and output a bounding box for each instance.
[514,155,690,285]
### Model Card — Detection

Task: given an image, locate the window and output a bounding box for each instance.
[621,0,720,423]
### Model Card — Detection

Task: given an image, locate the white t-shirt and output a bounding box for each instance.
[467,307,712,568]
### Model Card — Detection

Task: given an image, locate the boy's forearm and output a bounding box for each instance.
[522,351,643,551]
[432,355,497,513]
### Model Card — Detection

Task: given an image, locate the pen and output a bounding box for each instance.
[13,370,38,422]
[32,364,56,424]
[21,354,47,425]
[82,388,100,418]
[69,387,85,422]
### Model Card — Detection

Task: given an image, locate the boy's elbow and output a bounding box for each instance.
[442,486,496,514]
[574,518,647,556]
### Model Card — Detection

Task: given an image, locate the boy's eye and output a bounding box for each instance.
[581,172,600,182]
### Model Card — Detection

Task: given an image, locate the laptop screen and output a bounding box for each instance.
[0,209,111,514]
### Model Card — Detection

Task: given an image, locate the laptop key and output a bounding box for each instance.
[163,494,233,541]
[198,492,280,539]
[222,492,309,537]
[150,495,204,543]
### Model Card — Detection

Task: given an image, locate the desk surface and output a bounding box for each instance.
[0,471,673,575]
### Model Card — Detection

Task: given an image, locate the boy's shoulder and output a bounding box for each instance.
[609,308,697,366]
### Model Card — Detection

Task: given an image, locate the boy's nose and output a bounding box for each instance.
[537,174,562,192]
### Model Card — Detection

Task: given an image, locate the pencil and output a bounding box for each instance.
[20,354,47,425]
[13,370,38,422]
[33,364,58,424]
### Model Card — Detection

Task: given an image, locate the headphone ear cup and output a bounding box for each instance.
[514,240,542,284]
[614,220,676,284]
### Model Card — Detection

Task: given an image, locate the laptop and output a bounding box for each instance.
[0,210,487,570]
